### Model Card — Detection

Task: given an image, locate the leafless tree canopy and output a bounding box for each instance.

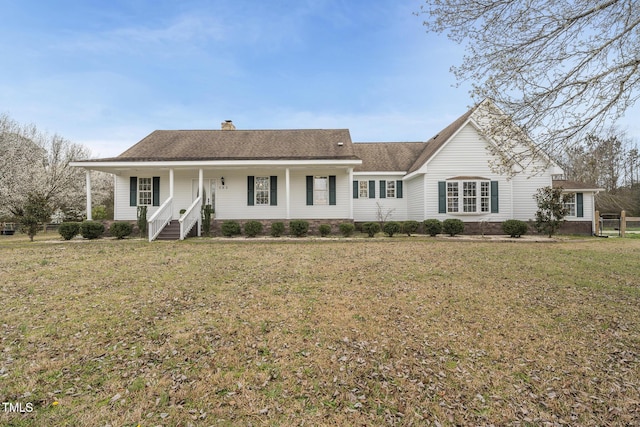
[419,0,640,161]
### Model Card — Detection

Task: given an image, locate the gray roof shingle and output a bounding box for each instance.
[95,129,358,161]
[353,142,426,172]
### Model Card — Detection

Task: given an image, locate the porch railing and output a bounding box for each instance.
[148,196,173,242]
[179,196,202,240]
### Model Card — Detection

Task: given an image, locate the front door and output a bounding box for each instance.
[192,179,216,212]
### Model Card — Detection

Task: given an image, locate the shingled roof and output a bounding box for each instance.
[353,142,426,172]
[94,129,358,162]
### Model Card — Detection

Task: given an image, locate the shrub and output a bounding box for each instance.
[534,186,570,237]
[290,220,309,237]
[270,222,285,237]
[110,222,133,239]
[319,224,332,237]
[442,218,465,236]
[402,220,420,236]
[362,222,381,237]
[339,222,355,237]
[502,219,528,238]
[137,206,147,237]
[91,205,108,220]
[58,222,80,240]
[80,221,105,239]
[423,219,442,236]
[383,221,402,237]
[244,220,263,237]
[221,221,241,237]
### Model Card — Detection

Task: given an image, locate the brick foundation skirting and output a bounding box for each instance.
[209,219,353,236]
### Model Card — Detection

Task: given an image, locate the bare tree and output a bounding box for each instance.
[419,1,640,164]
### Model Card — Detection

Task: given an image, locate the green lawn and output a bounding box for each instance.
[1,235,639,426]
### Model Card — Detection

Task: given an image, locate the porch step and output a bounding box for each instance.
[156,221,181,240]
[155,220,199,240]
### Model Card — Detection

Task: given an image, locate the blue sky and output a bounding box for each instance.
[1,0,637,158]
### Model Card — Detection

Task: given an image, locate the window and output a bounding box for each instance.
[255,176,270,205]
[445,180,492,213]
[447,182,459,213]
[314,176,328,205]
[138,178,152,205]
[359,181,369,198]
[564,193,576,217]
[386,180,395,198]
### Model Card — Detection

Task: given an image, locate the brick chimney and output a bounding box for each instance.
[221,120,236,130]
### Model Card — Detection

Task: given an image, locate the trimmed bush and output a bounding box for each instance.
[442,218,465,236]
[362,222,381,237]
[221,221,241,237]
[383,221,402,237]
[290,220,309,237]
[270,222,285,237]
[423,219,442,237]
[80,221,105,240]
[402,220,420,236]
[58,222,80,240]
[319,224,332,237]
[244,220,263,237]
[339,222,355,237]
[502,219,528,238]
[110,222,133,239]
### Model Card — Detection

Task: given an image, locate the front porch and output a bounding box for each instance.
[82,165,357,241]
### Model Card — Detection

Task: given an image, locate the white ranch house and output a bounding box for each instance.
[71,101,601,240]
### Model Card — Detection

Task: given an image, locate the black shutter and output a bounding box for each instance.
[379,180,386,198]
[247,176,254,206]
[130,177,137,206]
[576,193,584,217]
[152,177,160,206]
[306,176,313,205]
[438,181,446,213]
[491,181,499,213]
[270,176,277,206]
[329,175,336,205]
[368,180,375,199]
[353,180,358,199]
[397,180,403,198]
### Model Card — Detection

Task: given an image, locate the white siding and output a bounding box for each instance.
[114,172,171,221]
[353,175,408,222]
[421,123,555,222]
[114,168,353,221]
[406,175,424,220]
[289,169,351,219]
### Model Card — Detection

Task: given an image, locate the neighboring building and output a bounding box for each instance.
[71,101,601,240]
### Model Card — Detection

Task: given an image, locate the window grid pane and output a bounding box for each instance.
[359,181,368,198]
[564,193,576,216]
[314,176,328,205]
[139,178,152,205]
[480,181,490,212]
[255,176,270,205]
[463,182,476,213]
[386,181,395,198]
[447,182,459,213]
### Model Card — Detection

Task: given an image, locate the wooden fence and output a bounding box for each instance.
[595,210,640,237]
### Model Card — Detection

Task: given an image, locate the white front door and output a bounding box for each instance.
[192,179,217,211]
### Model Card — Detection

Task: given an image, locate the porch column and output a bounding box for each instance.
[348,168,353,219]
[285,168,291,219]
[85,170,92,220]
[198,169,203,237]
[169,168,174,199]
